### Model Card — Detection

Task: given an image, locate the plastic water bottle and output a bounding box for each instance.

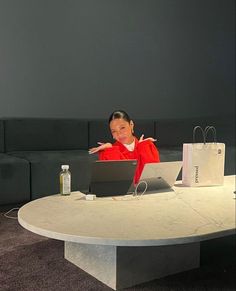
[60,165,71,195]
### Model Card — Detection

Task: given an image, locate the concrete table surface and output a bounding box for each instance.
[18,175,236,290]
[18,175,235,246]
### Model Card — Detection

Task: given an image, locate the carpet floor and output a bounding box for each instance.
[0,209,235,291]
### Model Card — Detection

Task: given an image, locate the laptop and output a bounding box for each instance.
[137,161,182,194]
[88,160,137,197]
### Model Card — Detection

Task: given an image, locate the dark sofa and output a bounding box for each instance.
[0,115,235,205]
[0,120,30,205]
[2,118,97,202]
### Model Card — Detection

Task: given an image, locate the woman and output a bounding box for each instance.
[89,110,160,184]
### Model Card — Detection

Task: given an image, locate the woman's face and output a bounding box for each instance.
[109,118,134,144]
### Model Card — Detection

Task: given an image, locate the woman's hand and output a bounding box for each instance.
[138,134,157,143]
[88,142,112,154]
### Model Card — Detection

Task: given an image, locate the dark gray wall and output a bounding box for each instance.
[0,0,235,119]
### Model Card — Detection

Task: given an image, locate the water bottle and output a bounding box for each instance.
[60,165,71,195]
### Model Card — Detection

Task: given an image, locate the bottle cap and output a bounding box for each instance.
[61,165,69,170]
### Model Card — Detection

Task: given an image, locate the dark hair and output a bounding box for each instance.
[108,110,131,124]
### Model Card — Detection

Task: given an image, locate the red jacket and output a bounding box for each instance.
[98,137,160,184]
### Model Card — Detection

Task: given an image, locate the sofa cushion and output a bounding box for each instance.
[9,150,98,200]
[4,118,89,152]
[0,153,30,204]
[89,119,155,148]
[158,147,183,180]
[0,120,4,152]
[159,147,183,162]
[158,145,235,178]
[225,146,236,175]
[158,144,236,179]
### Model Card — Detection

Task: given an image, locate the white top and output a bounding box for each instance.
[18,175,236,247]
[123,140,135,151]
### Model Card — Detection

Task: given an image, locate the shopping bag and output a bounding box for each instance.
[182,126,225,186]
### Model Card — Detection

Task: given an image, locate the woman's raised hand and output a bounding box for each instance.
[139,134,157,143]
[88,142,112,154]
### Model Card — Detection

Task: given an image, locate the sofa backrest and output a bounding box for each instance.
[4,118,89,152]
[155,114,235,148]
[155,118,201,148]
[202,114,235,146]
[0,120,4,152]
[2,115,234,152]
[89,119,155,147]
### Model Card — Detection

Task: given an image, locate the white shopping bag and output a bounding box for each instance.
[182,126,225,187]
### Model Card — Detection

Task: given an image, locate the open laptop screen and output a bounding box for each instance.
[139,161,182,193]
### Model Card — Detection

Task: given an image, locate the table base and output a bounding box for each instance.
[65,242,200,290]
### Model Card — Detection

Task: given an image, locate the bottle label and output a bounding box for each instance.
[61,174,71,195]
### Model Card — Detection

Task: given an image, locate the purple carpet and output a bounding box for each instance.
[0,210,235,291]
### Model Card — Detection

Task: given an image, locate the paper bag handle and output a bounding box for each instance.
[204,126,217,143]
[193,126,206,144]
[192,125,217,144]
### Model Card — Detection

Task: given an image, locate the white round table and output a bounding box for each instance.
[18,175,235,290]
